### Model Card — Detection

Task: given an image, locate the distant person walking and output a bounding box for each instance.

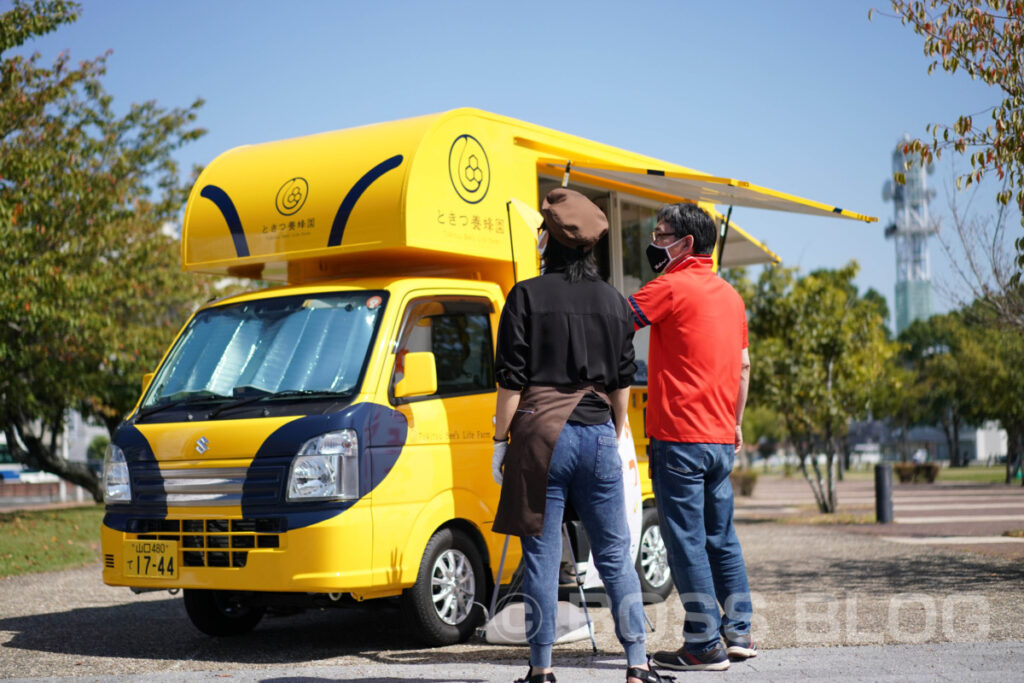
[628,203,755,672]
[491,189,667,683]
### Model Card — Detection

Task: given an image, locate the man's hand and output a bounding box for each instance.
[734,425,744,453]
[492,442,507,485]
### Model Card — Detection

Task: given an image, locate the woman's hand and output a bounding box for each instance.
[492,442,507,485]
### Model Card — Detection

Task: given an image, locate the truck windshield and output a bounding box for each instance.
[141,291,387,411]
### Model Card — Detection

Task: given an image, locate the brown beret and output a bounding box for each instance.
[540,188,608,250]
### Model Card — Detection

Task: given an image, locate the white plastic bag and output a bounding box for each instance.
[583,417,643,589]
[484,601,591,645]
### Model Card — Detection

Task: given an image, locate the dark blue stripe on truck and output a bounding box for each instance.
[327,155,404,247]
[199,185,250,257]
[103,402,408,533]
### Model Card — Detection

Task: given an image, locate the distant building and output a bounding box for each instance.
[869,420,1008,464]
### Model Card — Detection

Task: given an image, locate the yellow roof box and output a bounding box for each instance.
[182,108,874,285]
[182,108,546,284]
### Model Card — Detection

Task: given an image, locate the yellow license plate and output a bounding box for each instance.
[124,540,179,579]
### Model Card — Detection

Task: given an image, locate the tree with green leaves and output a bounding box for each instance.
[955,300,1024,481]
[898,313,973,466]
[748,263,898,512]
[1,0,212,500]
[875,0,1024,301]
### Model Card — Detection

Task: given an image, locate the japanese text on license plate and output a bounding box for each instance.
[124,540,178,578]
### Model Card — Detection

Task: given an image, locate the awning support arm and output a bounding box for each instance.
[505,201,518,284]
[717,205,733,274]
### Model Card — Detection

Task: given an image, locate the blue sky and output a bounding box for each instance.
[17,0,1018,327]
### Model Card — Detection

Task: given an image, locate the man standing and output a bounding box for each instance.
[627,203,754,672]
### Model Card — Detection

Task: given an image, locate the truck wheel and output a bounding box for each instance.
[635,507,673,602]
[402,528,485,646]
[183,589,266,636]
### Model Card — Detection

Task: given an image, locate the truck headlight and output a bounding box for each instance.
[103,443,132,503]
[287,429,359,501]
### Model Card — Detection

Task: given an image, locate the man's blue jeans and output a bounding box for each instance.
[649,438,753,653]
[520,420,647,668]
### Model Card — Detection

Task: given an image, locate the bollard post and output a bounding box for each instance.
[875,463,894,524]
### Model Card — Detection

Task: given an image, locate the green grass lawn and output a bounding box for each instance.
[936,466,1016,484]
[768,464,1012,485]
[0,505,105,577]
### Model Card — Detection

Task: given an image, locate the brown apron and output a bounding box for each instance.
[492,384,610,537]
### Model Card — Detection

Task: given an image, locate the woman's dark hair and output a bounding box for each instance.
[542,233,601,283]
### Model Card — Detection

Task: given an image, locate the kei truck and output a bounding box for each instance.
[100,108,874,644]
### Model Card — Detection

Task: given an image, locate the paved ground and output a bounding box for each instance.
[735,473,1024,560]
[2,474,1023,680]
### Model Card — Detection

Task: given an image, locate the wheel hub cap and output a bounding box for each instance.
[640,524,670,588]
[430,548,475,625]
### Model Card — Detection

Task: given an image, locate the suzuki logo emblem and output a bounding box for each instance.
[195,436,210,454]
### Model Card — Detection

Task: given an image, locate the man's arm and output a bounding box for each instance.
[735,347,750,452]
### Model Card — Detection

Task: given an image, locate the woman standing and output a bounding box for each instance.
[491,189,665,683]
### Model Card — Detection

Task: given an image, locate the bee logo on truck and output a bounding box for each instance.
[275,177,309,216]
[448,134,489,203]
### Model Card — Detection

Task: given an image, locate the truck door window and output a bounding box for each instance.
[392,298,495,400]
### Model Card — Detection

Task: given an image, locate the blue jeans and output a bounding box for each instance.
[520,421,647,668]
[649,438,752,653]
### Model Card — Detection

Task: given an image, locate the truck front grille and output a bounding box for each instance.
[134,466,282,507]
[130,517,284,568]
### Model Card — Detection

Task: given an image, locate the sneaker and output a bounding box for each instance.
[725,634,757,660]
[652,643,730,671]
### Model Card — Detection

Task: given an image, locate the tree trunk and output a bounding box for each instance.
[940,413,956,467]
[4,416,103,502]
[898,417,911,463]
[1010,423,1024,487]
[1005,425,1021,485]
[797,440,828,513]
[822,428,837,513]
[951,411,961,467]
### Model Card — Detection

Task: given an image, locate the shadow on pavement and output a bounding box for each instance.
[0,596,443,664]
[0,594,556,670]
[754,549,1024,594]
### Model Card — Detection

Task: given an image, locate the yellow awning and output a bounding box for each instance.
[537,158,877,224]
[719,219,780,267]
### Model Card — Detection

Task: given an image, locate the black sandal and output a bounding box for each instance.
[627,659,675,682]
[514,668,556,683]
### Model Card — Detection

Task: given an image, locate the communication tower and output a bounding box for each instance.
[881,135,938,335]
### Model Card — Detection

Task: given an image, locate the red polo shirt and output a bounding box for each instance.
[627,255,747,444]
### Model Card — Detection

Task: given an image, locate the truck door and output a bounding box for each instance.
[371,295,498,584]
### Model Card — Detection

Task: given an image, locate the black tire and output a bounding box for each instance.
[183,589,266,636]
[635,506,673,602]
[401,528,486,646]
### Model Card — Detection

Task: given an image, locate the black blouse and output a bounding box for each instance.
[495,271,637,424]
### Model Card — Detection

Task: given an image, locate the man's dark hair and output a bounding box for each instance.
[542,233,601,283]
[657,203,718,255]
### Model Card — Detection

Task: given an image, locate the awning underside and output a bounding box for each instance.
[719,220,780,267]
[538,159,877,224]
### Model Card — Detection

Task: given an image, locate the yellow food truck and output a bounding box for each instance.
[100,108,873,644]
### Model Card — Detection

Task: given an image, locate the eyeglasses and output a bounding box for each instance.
[650,230,677,244]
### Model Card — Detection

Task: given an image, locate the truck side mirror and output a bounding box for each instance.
[394,352,437,399]
[141,372,155,395]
